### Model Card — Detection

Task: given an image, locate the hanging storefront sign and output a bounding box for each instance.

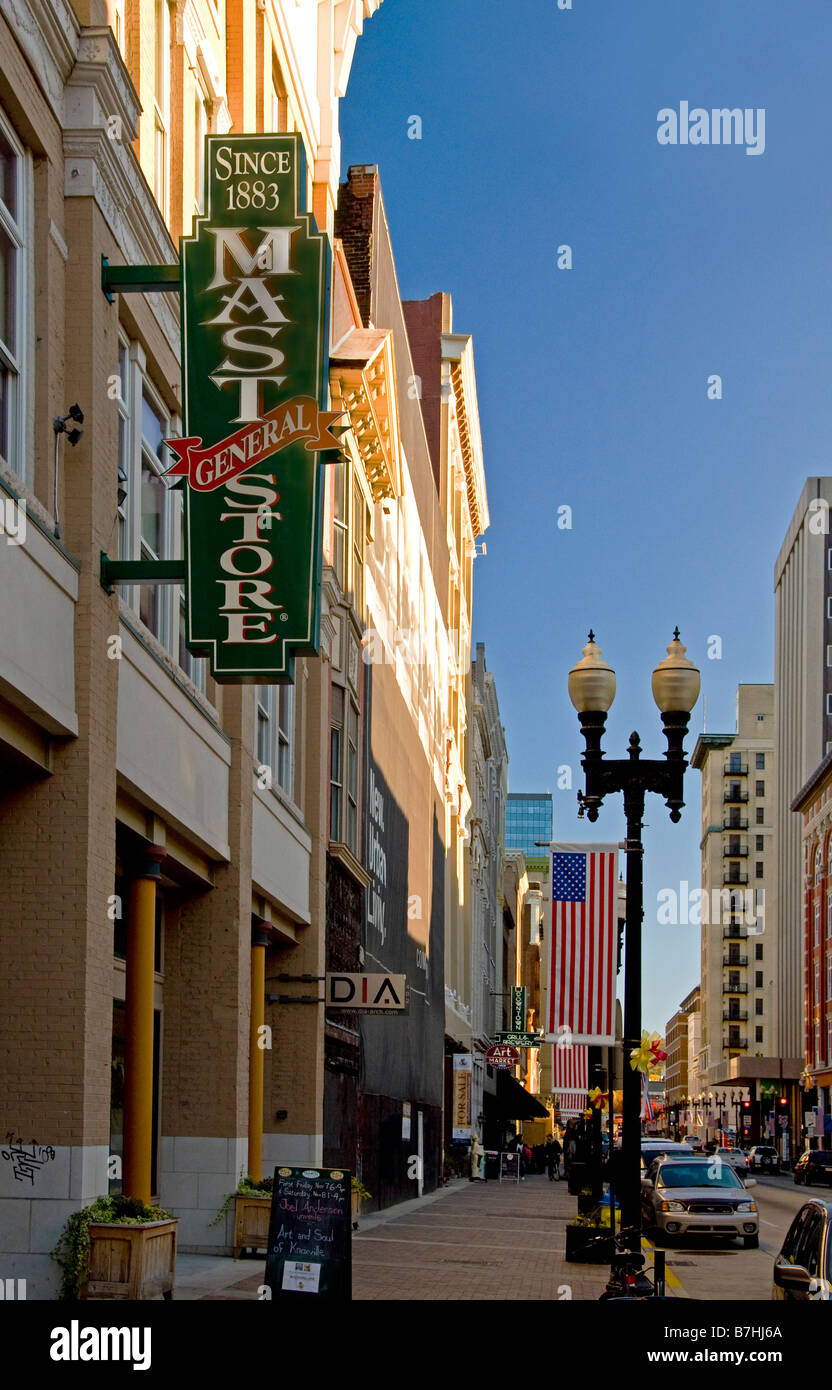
[452,1054,473,1140]
[510,985,527,1033]
[172,134,342,681]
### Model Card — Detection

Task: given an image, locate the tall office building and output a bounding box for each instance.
[774,478,832,1060]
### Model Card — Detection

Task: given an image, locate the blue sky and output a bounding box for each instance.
[340,0,832,1031]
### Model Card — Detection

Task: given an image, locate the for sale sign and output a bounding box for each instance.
[173,134,342,681]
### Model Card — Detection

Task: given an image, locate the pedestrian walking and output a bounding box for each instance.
[546,1136,562,1181]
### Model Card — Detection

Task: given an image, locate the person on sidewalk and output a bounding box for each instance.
[546,1136,562,1181]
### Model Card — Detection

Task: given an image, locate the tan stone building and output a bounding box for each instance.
[691,686,775,1078]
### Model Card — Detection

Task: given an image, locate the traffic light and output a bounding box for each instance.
[742,1099,752,1140]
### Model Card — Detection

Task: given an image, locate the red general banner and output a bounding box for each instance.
[165,396,343,491]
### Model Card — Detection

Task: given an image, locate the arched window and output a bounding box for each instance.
[816,845,824,883]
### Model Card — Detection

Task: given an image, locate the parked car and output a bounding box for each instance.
[748,1145,780,1174]
[641,1157,759,1247]
[684,1138,704,1153]
[773,1199,832,1299]
[794,1150,832,1186]
[638,1140,699,1172]
[714,1145,748,1177]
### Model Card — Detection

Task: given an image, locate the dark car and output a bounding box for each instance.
[773,1199,832,1299]
[794,1151,832,1186]
[748,1145,780,1174]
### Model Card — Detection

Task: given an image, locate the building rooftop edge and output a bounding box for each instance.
[791,747,832,813]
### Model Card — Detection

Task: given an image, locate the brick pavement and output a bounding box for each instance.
[190,1173,611,1300]
[351,1173,608,1301]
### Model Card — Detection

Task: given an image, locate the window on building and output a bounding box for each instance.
[756,807,764,825]
[816,846,825,883]
[352,480,366,614]
[332,460,347,591]
[755,942,763,960]
[756,835,764,852]
[0,111,28,482]
[755,861,764,879]
[755,752,765,770]
[154,0,170,218]
[755,997,763,1015]
[116,337,131,558]
[728,752,743,773]
[754,969,763,988]
[194,87,207,215]
[271,58,289,132]
[112,0,125,53]
[815,961,821,1006]
[828,1018,832,1064]
[755,780,765,797]
[815,1020,822,1065]
[756,1025,764,1043]
[255,684,294,798]
[329,702,343,843]
[827,956,831,1002]
[816,901,822,947]
[757,713,765,721]
[119,344,206,691]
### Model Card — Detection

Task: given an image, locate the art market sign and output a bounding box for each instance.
[173,134,340,681]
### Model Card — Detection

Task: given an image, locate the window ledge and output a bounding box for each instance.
[328,841,371,889]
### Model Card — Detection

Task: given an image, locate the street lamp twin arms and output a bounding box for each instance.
[567,629,701,1243]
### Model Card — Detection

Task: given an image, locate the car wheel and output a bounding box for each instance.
[743,1234,759,1250]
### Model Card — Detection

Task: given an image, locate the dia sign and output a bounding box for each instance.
[171,134,342,681]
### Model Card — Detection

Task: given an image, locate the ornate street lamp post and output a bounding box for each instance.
[568,629,700,1250]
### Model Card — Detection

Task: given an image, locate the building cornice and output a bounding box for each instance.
[792,747,832,814]
[690,732,734,769]
[3,0,78,122]
[64,27,181,355]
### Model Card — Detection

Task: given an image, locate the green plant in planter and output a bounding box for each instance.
[210,1173,274,1228]
[52,1194,172,1301]
[350,1176,372,1203]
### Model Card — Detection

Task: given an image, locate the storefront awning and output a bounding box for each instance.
[484,1070,549,1120]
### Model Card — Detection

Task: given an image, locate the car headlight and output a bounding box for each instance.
[659,1200,685,1212]
[736,1202,757,1213]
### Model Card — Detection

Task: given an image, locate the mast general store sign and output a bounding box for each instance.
[171,135,341,681]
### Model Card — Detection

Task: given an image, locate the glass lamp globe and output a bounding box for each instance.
[651,628,701,714]
[568,631,616,714]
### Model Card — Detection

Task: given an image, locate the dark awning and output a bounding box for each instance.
[484,1070,549,1120]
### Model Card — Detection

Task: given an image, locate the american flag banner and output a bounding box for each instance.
[552,1042,588,1118]
[641,1073,654,1121]
[545,842,618,1045]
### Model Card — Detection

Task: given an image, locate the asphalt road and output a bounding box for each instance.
[644,1173,820,1301]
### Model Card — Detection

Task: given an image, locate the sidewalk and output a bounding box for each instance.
[176,1172,610,1300]
[352,1172,608,1300]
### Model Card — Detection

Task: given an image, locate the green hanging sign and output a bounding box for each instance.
[169,134,340,682]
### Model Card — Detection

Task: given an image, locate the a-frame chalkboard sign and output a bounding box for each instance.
[264,1165,352,1299]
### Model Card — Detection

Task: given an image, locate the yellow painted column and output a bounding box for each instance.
[248,922,270,1184]
[123,847,165,1203]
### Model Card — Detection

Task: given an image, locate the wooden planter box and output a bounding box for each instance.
[564,1223,614,1264]
[82,1219,178,1300]
[351,1188,360,1230]
[233,1194,272,1258]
